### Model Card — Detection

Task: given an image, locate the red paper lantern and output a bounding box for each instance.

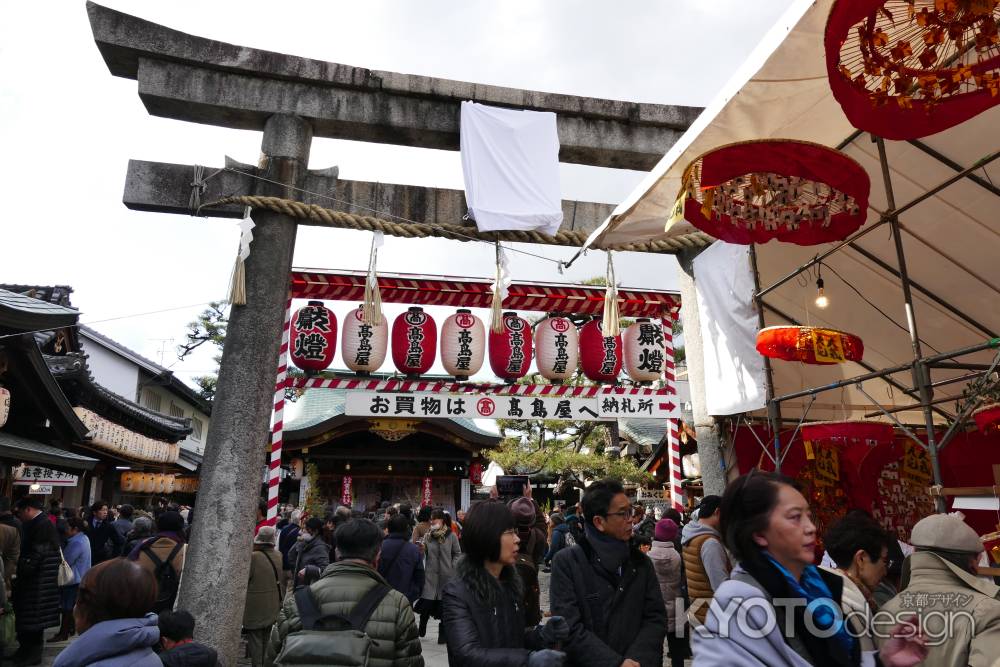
[800,421,895,446]
[290,300,337,372]
[469,462,484,486]
[341,305,388,375]
[623,318,665,383]
[674,140,870,246]
[440,309,485,380]
[391,307,437,377]
[826,0,1000,140]
[489,312,533,382]
[535,316,579,383]
[756,326,864,365]
[579,320,622,383]
[973,404,1000,433]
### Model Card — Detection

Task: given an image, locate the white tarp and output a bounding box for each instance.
[460,101,563,235]
[694,242,766,415]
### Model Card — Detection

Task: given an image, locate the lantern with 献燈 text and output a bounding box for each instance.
[579,319,622,383]
[489,312,533,382]
[391,307,437,377]
[623,318,665,383]
[535,315,578,383]
[440,309,485,381]
[291,300,337,373]
[342,305,388,375]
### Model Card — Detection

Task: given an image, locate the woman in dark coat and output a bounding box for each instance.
[13,496,62,666]
[442,500,569,667]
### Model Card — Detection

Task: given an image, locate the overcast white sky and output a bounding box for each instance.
[0,1,794,385]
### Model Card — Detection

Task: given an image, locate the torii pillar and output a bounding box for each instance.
[176,115,310,661]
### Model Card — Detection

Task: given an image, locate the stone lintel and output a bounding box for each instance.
[124,159,615,235]
[89,2,701,170]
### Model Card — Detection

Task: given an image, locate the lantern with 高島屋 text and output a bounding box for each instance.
[441,309,485,380]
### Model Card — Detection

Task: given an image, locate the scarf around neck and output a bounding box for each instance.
[765,554,858,659]
[584,524,630,575]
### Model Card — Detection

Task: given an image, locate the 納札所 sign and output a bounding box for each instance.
[345,391,678,421]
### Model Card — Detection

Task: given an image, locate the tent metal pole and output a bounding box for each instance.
[755,148,1000,301]
[907,139,1000,200]
[846,243,998,339]
[749,244,782,471]
[875,136,945,511]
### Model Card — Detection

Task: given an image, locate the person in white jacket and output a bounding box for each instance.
[821,513,892,653]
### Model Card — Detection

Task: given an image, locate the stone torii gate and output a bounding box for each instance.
[86,2,701,660]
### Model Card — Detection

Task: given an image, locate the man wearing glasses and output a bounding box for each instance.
[549,479,667,667]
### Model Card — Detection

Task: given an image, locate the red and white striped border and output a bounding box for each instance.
[287,376,675,397]
[661,311,678,396]
[266,294,292,526]
[668,419,683,511]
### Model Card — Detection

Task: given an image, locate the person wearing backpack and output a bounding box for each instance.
[128,510,186,614]
[243,526,285,667]
[264,518,424,667]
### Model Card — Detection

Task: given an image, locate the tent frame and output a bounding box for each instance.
[747,132,1000,511]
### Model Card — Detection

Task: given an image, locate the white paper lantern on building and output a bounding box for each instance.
[440,309,485,380]
[623,318,666,383]
[535,316,579,383]
[341,305,388,374]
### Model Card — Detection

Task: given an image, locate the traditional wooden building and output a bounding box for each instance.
[283,384,499,513]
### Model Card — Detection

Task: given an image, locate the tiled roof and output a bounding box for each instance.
[620,419,669,448]
[0,288,79,333]
[0,432,98,471]
[0,284,74,307]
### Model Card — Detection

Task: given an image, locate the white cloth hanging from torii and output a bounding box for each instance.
[460,101,563,235]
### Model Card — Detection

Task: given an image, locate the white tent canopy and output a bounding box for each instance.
[587,0,1000,425]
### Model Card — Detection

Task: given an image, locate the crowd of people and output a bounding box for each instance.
[3,470,999,666]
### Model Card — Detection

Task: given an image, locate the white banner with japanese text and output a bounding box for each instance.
[13,465,79,487]
[345,391,678,421]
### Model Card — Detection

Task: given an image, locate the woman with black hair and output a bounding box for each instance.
[418,508,461,641]
[442,500,568,667]
[691,471,927,667]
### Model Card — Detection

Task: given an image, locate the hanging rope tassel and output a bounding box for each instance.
[362,232,384,326]
[602,251,621,336]
[490,242,511,334]
[228,216,255,306]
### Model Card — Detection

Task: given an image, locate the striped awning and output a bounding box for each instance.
[290,269,680,318]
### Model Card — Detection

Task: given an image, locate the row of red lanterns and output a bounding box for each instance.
[290,301,668,384]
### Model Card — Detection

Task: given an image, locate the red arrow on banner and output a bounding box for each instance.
[659,402,676,412]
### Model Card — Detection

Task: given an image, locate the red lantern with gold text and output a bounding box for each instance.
[391,307,437,377]
[756,326,863,365]
[826,0,1000,140]
[489,312,533,382]
[579,319,622,383]
[440,309,485,381]
[623,318,665,383]
[291,300,337,373]
[342,305,388,375]
[672,140,870,246]
[535,316,579,383]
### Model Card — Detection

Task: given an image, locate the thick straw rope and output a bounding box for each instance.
[202,196,713,253]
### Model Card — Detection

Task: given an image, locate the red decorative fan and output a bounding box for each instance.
[801,420,896,445]
[756,325,864,365]
[973,403,1000,432]
[826,0,1000,139]
[671,140,870,245]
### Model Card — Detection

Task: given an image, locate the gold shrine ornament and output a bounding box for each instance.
[369,418,421,442]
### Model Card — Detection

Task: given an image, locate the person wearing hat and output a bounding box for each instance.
[877,512,1000,666]
[509,496,547,626]
[128,510,187,612]
[681,495,731,625]
[243,525,284,667]
[649,518,688,667]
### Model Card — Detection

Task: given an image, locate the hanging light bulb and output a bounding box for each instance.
[387,464,393,472]
[345,463,351,471]
[815,266,829,309]
[428,464,434,472]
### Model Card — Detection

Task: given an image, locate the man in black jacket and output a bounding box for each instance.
[378,515,425,602]
[549,479,666,667]
[85,499,124,563]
